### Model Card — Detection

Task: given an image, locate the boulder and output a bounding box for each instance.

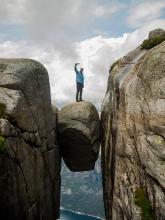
[148,28,165,38]
[101,38,165,219]
[57,101,100,172]
[0,59,61,220]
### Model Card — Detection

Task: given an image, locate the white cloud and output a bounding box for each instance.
[0,0,123,69]
[0,0,121,42]
[1,20,165,110]
[127,0,165,28]
[0,0,165,110]
[0,0,26,24]
[94,3,121,17]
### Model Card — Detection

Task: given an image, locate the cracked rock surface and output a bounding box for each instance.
[57,101,100,172]
[0,59,61,220]
[101,39,165,219]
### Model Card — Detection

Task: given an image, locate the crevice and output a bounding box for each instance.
[1,143,36,219]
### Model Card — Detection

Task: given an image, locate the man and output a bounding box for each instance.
[74,63,84,102]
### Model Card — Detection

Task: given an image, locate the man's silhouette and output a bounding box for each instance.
[74,63,84,102]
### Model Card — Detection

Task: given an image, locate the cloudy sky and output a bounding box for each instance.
[0,0,165,110]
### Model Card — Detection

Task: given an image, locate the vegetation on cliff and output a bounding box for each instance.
[134,188,155,220]
[141,33,165,50]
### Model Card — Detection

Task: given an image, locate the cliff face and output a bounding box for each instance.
[0,59,61,220]
[101,37,165,219]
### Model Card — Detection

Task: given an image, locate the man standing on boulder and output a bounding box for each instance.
[74,63,84,102]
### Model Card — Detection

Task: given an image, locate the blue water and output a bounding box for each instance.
[60,209,102,220]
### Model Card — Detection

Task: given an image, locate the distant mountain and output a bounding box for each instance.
[61,158,105,218]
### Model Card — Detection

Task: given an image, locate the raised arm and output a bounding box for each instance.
[74,63,80,73]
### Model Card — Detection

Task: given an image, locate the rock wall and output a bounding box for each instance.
[101,39,165,219]
[0,59,61,220]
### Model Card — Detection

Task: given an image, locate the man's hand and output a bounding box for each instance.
[75,63,80,72]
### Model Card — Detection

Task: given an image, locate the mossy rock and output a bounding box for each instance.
[0,136,6,152]
[134,188,155,220]
[0,103,6,118]
[141,33,165,50]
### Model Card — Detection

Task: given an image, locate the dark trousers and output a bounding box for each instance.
[76,83,83,101]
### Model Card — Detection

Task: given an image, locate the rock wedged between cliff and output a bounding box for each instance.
[57,101,100,172]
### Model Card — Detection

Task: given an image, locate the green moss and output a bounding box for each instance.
[0,136,6,152]
[141,34,165,50]
[134,188,155,220]
[0,103,6,118]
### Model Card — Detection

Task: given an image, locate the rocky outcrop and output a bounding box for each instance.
[148,28,165,38]
[0,59,61,220]
[101,34,165,219]
[58,101,100,171]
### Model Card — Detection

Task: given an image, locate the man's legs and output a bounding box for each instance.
[76,83,80,101]
[76,83,83,101]
[80,86,83,101]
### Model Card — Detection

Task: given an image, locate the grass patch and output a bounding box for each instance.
[134,188,155,220]
[0,136,6,152]
[141,34,165,50]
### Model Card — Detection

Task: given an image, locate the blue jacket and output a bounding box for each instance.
[75,65,84,86]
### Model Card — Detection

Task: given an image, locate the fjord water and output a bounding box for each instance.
[60,209,102,220]
[61,159,104,218]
